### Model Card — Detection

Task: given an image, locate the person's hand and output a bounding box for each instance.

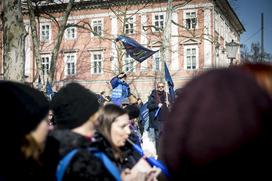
[145,168,160,181]
[158,103,163,108]
[121,168,147,181]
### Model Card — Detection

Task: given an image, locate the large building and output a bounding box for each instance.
[2,0,245,101]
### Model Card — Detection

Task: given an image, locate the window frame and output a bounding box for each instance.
[65,25,77,40]
[41,54,51,75]
[152,50,161,71]
[40,23,51,42]
[184,45,198,70]
[124,16,135,34]
[90,51,103,74]
[153,13,165,32]
[64,53,77,76]
[184,10,197,30]
[123,53,136,72]
[91,19,103,37]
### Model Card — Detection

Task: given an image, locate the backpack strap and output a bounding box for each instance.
[88,148,121,181]
[56,149,79,181]
[55,148,121,181]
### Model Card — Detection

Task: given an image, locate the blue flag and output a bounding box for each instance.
[46,79,53,100]
[38,76,42,91]
[127,139,170,177]
[116,35,158,63]
[139,102,150,131]
[164,62,175,103]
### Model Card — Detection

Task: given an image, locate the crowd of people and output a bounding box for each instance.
[1,62,272,181]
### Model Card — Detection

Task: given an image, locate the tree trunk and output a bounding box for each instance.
[27,0,42,82]
[161,0,173,81]
[50,0,75,84]
[3,0,26,82]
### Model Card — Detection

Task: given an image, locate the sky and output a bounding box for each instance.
[231,0,272,54]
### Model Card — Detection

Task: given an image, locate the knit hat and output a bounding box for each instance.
[51,82,99,129]
[161,68,272,180]
[0,81,49,137]
[124,104,140,119]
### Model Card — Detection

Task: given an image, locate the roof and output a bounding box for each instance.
[214,0,245,34]
[33,0,166,13]
[24,0,245,34]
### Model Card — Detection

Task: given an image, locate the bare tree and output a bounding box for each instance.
[251,42,262,62]
[240,44,250,62]
[244,42,272,62]
[24,0,75,85]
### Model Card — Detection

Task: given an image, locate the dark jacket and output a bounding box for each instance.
[92,132,141,171]
[42,130,115,181]
[147,90,169,130]
[1,156,48,181]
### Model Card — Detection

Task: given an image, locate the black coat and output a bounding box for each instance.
[42,130,141,181]
[147,90,169,130]
[42,130,115,181]
[0,156,48,181]
[92,132,141,171]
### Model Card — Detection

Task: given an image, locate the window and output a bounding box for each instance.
[41,55,50,75]
[154,14,164,31]
[185,12,197,29]
[220,16,224,37]
[125,17,134,34]
[124,53,135,72]
[185,47,197,70]
[215,13,219,33]
[153,51,160,71]
[92,19,103,36]
[65,53,76,76]
[40,24,51,42]
[91,52,103,74]
[65,26,76,39]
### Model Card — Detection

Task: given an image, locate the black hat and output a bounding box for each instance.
[51,82,99,129]
[0,81,49,137]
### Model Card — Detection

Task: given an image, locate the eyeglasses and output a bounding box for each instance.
[157,86,164,88]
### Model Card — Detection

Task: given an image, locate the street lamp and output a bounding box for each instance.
[225,40,240,66]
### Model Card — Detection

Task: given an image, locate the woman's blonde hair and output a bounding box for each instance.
[21,134,43,161]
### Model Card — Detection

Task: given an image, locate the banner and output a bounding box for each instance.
[116,35,158,63]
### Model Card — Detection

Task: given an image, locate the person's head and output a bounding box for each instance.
[47,110,55,130]
[156,82,165,92]
[0,81,49,162]
[118,72,127,80]
[96,104,131,148]
[124,104,140,120]
[51,82,100,137]
[161,68,272,180]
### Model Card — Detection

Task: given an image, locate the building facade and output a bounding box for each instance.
[1,0,245,101]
